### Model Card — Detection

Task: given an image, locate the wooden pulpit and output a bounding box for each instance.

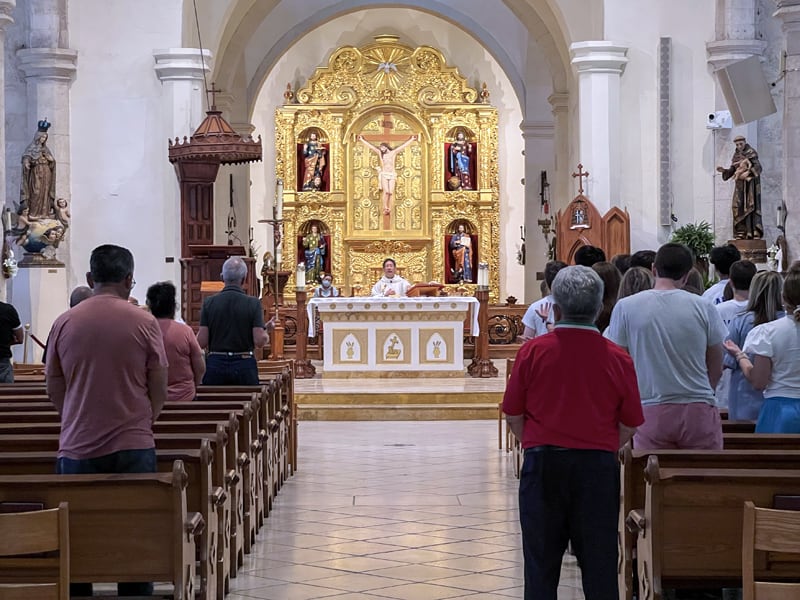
[180,245,256,326]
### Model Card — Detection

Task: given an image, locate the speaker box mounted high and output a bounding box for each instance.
[714,55,777,125]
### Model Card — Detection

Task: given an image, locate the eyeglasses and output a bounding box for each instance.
[131,278,137,288]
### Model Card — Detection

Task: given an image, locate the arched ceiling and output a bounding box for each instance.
[208,0,572,113]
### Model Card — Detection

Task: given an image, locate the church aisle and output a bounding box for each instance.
[228,421,584,600]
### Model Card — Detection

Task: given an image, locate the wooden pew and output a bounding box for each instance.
[0,415,251,583]
[0,429,233,598]
[618,445,800,600]
[628,457,800,600]
[0,444,219,600]
[0,461,200,600]
[724,433,800,449]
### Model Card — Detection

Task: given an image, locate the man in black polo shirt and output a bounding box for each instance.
[197,257,267,385]
[0,300,23,382]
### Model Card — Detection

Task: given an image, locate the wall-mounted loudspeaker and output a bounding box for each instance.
[714,56,777,125]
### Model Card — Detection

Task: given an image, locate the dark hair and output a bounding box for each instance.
[611,253,631,275]
[544,260,568,289]
[382,258,396,268]
[89,244,134,284]
[146,281,177,319]
[722,280,734,301]
[574,245,606,267]
[683,268,705,295]
[654,243,693,280]
[630,250,656,271]
[592,262,622,332]
[729,260,757,292]
[784,261,800,322]
[708,244,741,276]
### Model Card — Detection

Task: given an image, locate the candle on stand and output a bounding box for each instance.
[777,204,783,228]
[275,178,284,220]
[477,262,489,288]
[296,264,306,290]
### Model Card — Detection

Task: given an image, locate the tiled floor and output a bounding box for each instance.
[228,421,585,600]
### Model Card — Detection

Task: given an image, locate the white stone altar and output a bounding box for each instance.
[307,297,480,378]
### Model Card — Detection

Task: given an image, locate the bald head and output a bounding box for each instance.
[69,286,93,308]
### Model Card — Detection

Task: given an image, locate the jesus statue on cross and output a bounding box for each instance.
[358,133,418,215]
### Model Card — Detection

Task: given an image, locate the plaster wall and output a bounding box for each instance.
[604,0,717,252]
[68,0,184,299]
[248,8,531,300]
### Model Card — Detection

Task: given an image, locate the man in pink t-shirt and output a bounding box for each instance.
[46,244,168,597]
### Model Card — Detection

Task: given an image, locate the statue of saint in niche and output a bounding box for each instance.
[302,224,326,284]
[301,132,327,192]
[449,223,474,283]
[717,135,763,240]
[447,130,473,191]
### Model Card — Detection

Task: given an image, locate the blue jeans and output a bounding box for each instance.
[203,354,259,385]
[519,447,619,600]
[0,359,13,383]
[57,448,156,597]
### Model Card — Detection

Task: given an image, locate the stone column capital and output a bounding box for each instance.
[519,120,554,140]
[17,47,77,82]
[706,39,767,70]
[570,41,629,75]
[547,92,569,115]
[153,48,212,82]
[0,0,15,31]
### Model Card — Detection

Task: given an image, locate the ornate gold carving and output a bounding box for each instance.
[274,35,499,299]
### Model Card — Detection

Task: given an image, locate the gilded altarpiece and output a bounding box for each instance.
[275,35,499,299]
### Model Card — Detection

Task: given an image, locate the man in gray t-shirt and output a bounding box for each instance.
[605,243,726,449]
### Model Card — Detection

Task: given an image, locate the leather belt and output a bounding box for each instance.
[207,351,254,358]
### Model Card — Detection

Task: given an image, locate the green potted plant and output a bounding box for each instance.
[670,221,715,276]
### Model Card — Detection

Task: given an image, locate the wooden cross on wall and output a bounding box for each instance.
[572,163,590,195]
[359,113,415,229]
[359,113,413,145]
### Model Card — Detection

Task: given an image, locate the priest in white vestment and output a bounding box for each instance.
[371,258,410,297]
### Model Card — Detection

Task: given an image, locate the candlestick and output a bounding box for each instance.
[296,263,306,290]
[777,205,783,229]
[275,179,284,220]
[2,209,11,233]
[477,262,489,289]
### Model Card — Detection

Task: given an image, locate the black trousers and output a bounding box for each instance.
[519,447,619,600]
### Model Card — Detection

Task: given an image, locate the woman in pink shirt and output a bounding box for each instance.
[146,282,205,402]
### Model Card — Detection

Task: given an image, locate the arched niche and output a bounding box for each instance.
[445,218,478,284]
[297,127,330,193]
[444,126,477,191]
[297,219,331,284]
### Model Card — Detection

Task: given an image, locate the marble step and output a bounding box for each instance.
[297,402,499,421]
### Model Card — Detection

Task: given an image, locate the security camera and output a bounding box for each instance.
[706,110,733,129]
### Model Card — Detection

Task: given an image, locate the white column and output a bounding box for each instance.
[153,48,211,312]
[520,120,554,302]
[0,1,15,303]
[707,0,765,243]
[775,1,800,263]
[11,40,76,362]
[548,92,569,208]
[569,41,628,212]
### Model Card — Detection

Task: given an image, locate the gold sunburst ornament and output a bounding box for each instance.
[363,46,410,90]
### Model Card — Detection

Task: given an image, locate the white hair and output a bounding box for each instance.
[551,266,604,323]
[222,257,248,284]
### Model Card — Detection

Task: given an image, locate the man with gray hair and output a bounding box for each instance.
[197,256,268,385]
[504,266,643,600]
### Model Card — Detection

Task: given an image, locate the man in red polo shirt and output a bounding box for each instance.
[503,265,643,600]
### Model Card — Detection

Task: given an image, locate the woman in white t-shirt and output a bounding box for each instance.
[723,262,800,432]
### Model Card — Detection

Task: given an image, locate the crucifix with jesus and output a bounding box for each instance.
[357,113,418,216]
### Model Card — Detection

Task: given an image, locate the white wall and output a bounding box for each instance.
[604,0,717,252]
[68,0,184,298]
[248,7,529,300]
